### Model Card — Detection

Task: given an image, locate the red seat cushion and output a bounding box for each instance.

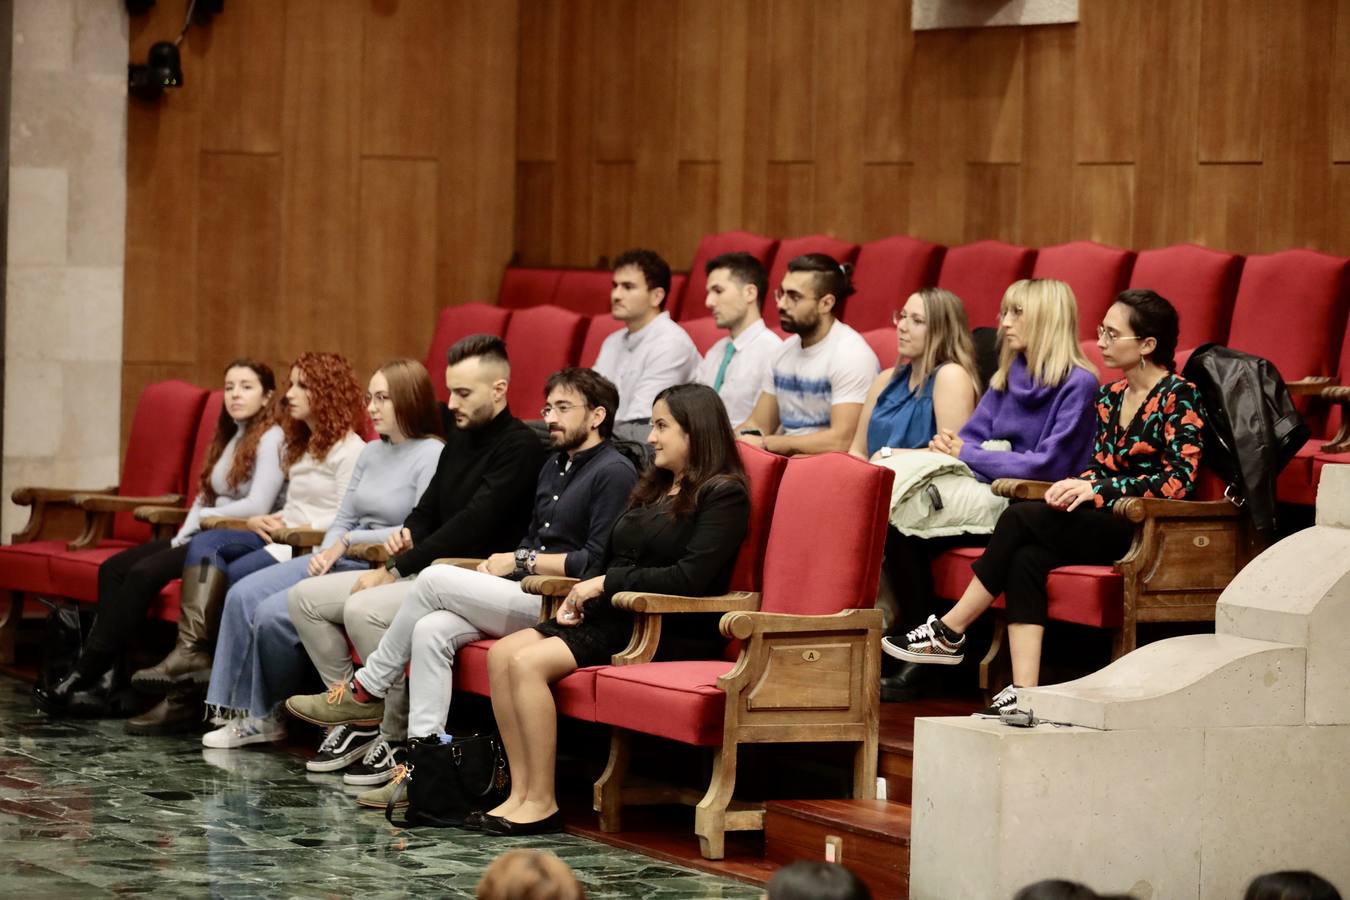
[931,545,1123,629]
[499,268,564,309]
[150,580,182,623]
[1276,438,1321,506]
[680,317,723,356]
[677,231,778,322]
[455,638,601,721]
[1031,241,1136,340]
[0,541,71,595]
[48,544,136,603]
[553,270,614,316]
[764,236,862,331]
[1226,249,1350,384]
[424,303,514,402]
[595,660,733,746]
[847,236,946,332]
[864,327,900,370]
[937,241,1036,331]
[1127,244,1243,349]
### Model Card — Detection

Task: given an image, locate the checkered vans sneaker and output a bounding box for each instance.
[973,685,1019,719]
[882,614,965,665]
[342,738,405,786]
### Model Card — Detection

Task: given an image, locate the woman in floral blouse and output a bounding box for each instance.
[887,289,1204,715]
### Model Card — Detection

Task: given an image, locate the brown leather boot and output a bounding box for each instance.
[131,562,227,692]
[125,689,203,735]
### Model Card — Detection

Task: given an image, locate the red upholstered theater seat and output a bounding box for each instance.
[1030,241,1136,340]
[552,270,614,316]
[456,638,604,721]
[1128,244,1243,348]
[847,236,946,332]
[864,327,901,370]
[930,546,1124,630]
[936,240,1036,331]
[680,317,722,357]
[667,273,687,316]
[578,314,623,368]
[1280,308,1350,505]
[763,235,862,331]
[424,303,513,402]
[498,267,563,309]
[503,305,587,415]
[675,231,778,322]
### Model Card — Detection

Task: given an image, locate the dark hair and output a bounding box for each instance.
[446,333,510,369]
[1245,871,1343,900]
[767,861,872,900]
[706,251,769,310]
[200,359,279,505]
[377,358,444,442]
[786,253,856,318]
[613,248,672,308]
[1111,288,1180,371]
[629,383,747,517]
[544,367,620,440]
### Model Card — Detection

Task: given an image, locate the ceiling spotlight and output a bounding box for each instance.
[128,40,182,101]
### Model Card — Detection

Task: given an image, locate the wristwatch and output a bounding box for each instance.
[383,556,401,577]
[514,548,530,576]
[527,549,538,575]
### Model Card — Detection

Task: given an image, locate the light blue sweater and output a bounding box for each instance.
[320,436,445,549]
[173,424,286,546]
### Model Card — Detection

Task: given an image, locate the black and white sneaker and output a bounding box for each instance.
[306,724,379,773]
[972,685,1019,719]
[342,738,405,786]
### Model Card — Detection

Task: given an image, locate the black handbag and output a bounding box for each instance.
[35,598,95,692]
[386,732,510,827]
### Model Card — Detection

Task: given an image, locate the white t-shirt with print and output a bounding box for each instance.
[763,320,879,436]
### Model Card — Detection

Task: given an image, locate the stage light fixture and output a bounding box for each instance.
[126,1,220,103]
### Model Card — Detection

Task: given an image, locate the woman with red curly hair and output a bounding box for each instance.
[126,352,369,735]
[36,359,287,719]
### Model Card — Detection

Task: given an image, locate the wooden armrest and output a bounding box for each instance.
[202,517,250,531]
[272,527,326,548]
[990,479,1051,501]
[719,607,884,641]
[1324,385,1350,402]
[1287,376,1336,396]
[346,543,390,563]
[134,505,188,525]
[1321,387,1350,452]
[611,590,760,614]
[520,575,578,597]
[1111,496,1240,524]
[71,493,183,513]
[12,485,116,506]
[431,557,485,570]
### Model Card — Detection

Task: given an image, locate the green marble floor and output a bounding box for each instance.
[0,676,761,898]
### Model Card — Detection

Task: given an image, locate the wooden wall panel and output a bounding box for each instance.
[590,0,636,163]
[516,162,556,266]
[589,162,636,264]
[1019,25,1076,248]
[197,0,283,154]
[1073,0,1138,163]
[676,162,720,267]
[862,0,911,164]
[517,0,562,163]
[360,0,448,159]
[965,164,1020,244]
[766,0,815,163]
[1335,1,1350,162]
[764,162,815,238]
[1193,164,1261,256]
[1072,164,1135,249]
[861,163,912,242]
[1197,0,1266,163]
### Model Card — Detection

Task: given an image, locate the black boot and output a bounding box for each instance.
[34,659,127,718]
[880,661,932,703]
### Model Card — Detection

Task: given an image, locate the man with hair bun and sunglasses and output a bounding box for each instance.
[737,253,879,455]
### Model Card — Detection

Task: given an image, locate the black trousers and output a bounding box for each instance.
[969,501,1134,626]
[84,540,188,656]
[882,527,987,635]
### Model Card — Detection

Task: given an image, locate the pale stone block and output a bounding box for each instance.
[6,265,124,361]
[58,362,122,461]
[12,0,74,73]
[1316,463,1350,528]
[2,361,64,458]
[7,166,69,265]
[1019,634,1305,730]
[9,69,127,171]
[73,0,129,76]
[1199,726,1350,898]
[911,717,1205,899]
[912,0,1079,30]
[67,159,128,267]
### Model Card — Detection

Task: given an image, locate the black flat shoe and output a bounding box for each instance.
[460,810,490,831]
[34,664,125,717]
[481,810,564,836]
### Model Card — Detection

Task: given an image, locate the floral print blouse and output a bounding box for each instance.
[1080,374,1205,509]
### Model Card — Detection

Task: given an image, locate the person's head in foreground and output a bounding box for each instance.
[1012,879,1137,900]
[1244,870,1343,900]
[765,860,872,900]
[475,849,586,900]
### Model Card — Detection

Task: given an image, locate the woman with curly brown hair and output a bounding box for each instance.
[125,352,369,734]
[35,359,286,718]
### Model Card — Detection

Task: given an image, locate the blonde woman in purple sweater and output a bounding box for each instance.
[881,278,1098,701]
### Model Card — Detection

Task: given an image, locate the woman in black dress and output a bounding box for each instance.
[481,383,750,835]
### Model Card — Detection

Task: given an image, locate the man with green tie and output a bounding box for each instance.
[694,252,783,424]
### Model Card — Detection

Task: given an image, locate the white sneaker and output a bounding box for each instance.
[201,712,287,749]
[972,685,1020,719]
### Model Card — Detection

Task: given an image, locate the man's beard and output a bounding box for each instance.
[549,424,587,452]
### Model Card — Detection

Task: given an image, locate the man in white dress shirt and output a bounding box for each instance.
[694,252,783,425]
[593,248,701,443]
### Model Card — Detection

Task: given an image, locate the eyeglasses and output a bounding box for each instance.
[541,402,589,418]
[892,311,926,327]
[364,391,392,405]
[1096,326,1146,346]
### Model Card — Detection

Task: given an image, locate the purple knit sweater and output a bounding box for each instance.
[957,356,1099,483]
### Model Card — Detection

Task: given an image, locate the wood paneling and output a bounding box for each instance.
[1193,164,1261,256]
[197,0,283,155]
[358,158,439,365]
[766,0,816,163]
[1335,1,1350,162]
[1072,164,1135,248]
[1197,0,1266,163]
[1073,0,1138,163]
[861,163,911,242]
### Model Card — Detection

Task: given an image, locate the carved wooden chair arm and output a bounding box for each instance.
[71,493,184,513]
[202,517,251,531]
[719,607,884,642]
[1286,376,1336,396]
[610,590,761,615]
[346,543,390,564]
[520,575,579,597]
[10,485,115,544]
[1111,496,1242,524]
[990,479,1052,501]
[1320,386,1350,452]
[134,505,188,525]
[272,527,326,549]
[12,485,117,506]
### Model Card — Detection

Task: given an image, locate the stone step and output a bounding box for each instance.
[879,697,982,803]
[764,798,911,898]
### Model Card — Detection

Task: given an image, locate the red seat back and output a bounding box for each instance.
[937,240,1037,331]
[1127,244,1243,349]
[1226,249,1350,382]
[1079,339,1112,385]
[677,231,779,321]
[680,317,723,356]
[184,390,226,507]
[764,236,862,331]
[578,314,623,368]
[667,273,687,318]
[759,453,893,616]
[553,270,614,316]
[424,303,513,402]
[499,267,563,309]
[848,236,946,332]
[1031,241,1136,339]
[504,305,587,414]
[116,381,210,542]
[728,444,789,593]
[864,327,901,370]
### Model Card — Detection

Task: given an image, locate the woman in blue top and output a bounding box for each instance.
[849,287,982,461]
[198,360,445,749]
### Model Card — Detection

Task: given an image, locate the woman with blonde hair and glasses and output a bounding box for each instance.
[848,287,982,462]
[879,279,1100,702]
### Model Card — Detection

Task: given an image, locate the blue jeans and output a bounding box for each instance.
[183,529,280,585]
[205,554,364,718]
